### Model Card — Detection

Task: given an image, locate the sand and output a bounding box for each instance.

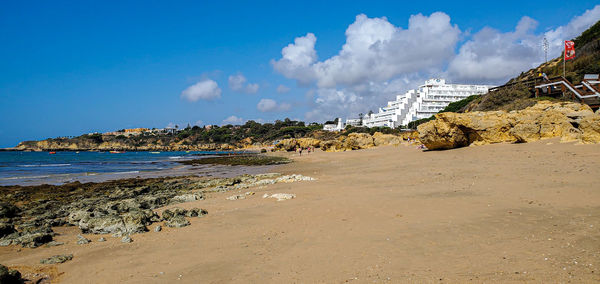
[1,139,599,283]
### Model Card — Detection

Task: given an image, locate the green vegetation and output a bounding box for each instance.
[179,155,291,166]
[343,125,401,135]
[439,95,481,113]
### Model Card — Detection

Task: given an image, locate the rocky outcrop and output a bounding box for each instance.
[14,140,236,152]
[320,132,407,152]
[274,138,321,151]
[372,132,403,146]
[418,101,600,150]
[0,173,315,248]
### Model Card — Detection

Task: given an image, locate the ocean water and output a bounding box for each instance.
[0,151,244,186]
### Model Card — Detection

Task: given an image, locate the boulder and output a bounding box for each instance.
[171,192,204,203]
[579,115,600,144]
[0,203,19,219]
[0,223,15,238]
[418,101,600,150]
[372,132,402,146]
[164,216,190,228]
[274,139,299,151]
[79,214,125,234]
[40,254,73,264]
[297,138,321,149]
[18,232,53,248]
[77,234,91,245]
[320,140,344,152]
[341,133,375,150]
[0,264,22,284]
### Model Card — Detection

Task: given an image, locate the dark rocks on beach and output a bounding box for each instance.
[0,173,309,248]
[164,216,190,228]
[0,264,22,284]
[0,223,15,238]
[45,241,64,247]
[0,202,19,219]
[19,232,54,248]
[154,225,162,232]
[77,234,91,245]
[40,254,73,264]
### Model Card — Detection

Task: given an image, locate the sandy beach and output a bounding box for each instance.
[1,140,600,283]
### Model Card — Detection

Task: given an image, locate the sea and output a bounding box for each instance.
[0,151,256,186]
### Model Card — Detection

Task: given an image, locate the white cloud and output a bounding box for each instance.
[271,33,318,85]
[257,98,292,112]
[222,115,245,125]
[228,74,259,94]
[272,13,460,88]
[276,84,291,94]
[448,5,600,84]
[181,79,221,101]
[194,120,203,126]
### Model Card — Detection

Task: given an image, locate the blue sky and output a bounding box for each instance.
[1,1,599,147]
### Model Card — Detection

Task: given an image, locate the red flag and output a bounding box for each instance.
[564,40,575,60]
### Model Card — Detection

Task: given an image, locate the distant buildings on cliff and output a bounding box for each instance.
[323,78,492,130]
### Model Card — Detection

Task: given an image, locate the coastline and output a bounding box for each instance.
[1,140,599,282]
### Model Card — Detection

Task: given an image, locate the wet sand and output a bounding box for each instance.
[1,139,600,283]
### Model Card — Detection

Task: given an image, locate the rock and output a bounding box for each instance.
[19,232,53,248]
[77,234,91,245]
[120,210,152,234]
[164,216,190,228]
[320,140,344,152]
[226,194,245,201]
[40,254,73,264]
[266,193,296,201]
[0,202,19,219]
[262,193,269,198]
[0,223,15,238]
[45,241,64,247]
[171,192,204,203]
[98,237,106,242]
[77,210,152,235]
[121,236,132,243]
[0,264,22,284]
[579,115,600,144]
[274,139,298,151]
[187,208,208,217]
[418,101,600,150]
[161,208,188,221]
[372,132,402,146]
[154,225,162,232]
[78,214,125,235]
[297,138,321,149]
[343,133,375,150]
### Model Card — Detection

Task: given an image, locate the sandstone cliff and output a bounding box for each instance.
[418,101,600,150]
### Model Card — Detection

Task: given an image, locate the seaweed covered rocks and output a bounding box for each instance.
[0,173,315,247]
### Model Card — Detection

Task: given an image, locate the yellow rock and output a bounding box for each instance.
[418,101,599,150]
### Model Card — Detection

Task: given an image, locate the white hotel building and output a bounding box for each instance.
[361,78,491,128]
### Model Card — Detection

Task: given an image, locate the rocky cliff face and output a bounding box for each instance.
[272,132,414,152]
[14,140,237,152]
[418,101,600,150]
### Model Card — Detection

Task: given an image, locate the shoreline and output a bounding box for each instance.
[1,141,600,282]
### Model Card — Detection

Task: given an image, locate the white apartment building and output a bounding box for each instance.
[362,79,491,128]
